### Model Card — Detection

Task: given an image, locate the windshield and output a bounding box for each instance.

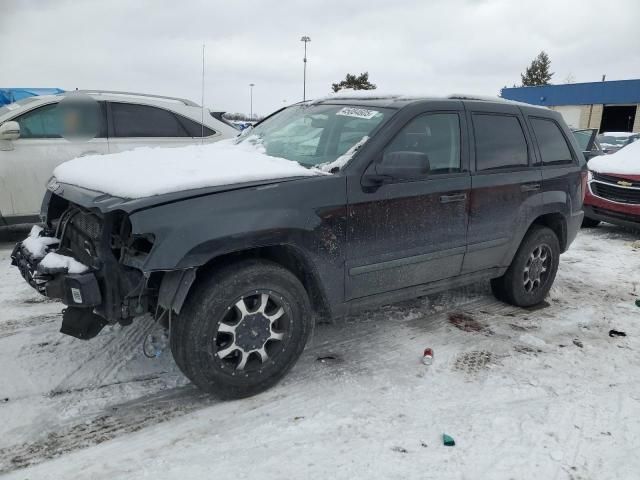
[236,104,390,170]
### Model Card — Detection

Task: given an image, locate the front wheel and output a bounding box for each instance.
[171,259,313,399]
[491,226,560,307]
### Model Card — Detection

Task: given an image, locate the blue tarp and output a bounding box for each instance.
[0,88,65,106]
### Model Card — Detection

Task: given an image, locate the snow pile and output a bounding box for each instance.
[22,226,59,260]
[601,131,637,138]
[589,139,640,175]
[39,252,89,274]
[53,139,326,199]
[317,88,403,101]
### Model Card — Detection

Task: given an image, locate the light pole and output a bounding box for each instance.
[249,83,255,121]
[300,36,311,101]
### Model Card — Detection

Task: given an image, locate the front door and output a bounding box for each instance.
[0,102,109,219]
[346,110,470,300]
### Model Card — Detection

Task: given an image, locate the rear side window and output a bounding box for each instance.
[385,113,461,173]
[473,114,529,171]
[530,118,573,165]
[111,103,189,137]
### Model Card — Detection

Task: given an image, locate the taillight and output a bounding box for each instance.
[580,170,589,203]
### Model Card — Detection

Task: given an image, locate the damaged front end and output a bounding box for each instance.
[11,199,158,340]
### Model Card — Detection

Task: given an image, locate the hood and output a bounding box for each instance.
[589,139,640,176]
[52,139,326,200]
[49,176,306,214]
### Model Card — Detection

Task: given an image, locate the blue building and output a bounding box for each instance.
[501,79,640,133]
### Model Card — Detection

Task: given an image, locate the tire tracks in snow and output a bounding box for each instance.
[0,386,215,474]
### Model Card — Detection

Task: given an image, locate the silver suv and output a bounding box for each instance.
[0,90,238,225]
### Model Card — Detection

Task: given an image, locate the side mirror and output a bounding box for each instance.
[0,121,20,140]
[376,151,430,180]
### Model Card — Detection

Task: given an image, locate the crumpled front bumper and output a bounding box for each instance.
[11,242,102,308]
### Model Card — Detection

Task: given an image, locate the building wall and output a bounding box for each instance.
[633,107,640,133]
[550,103,640,132]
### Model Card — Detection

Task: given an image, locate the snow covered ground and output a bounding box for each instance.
[1,225,639,479]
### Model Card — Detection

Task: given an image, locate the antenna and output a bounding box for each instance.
[201,43,205,144]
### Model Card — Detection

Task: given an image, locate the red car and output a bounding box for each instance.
[584,140,640,229]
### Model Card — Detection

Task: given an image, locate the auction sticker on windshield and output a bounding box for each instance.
[336,107,380,120]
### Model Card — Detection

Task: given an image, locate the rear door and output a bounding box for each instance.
[530,115,583,223]
[346,104,471,299]
[462,102,542,274]
[106,102,217,153]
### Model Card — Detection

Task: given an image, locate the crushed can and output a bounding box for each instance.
[422,348,434,365]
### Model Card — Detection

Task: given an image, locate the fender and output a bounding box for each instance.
[129,174,348,315]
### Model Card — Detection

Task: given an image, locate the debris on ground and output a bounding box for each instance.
[573,339,584,348]
[421,348,433,365]
[448,312,492,334]
[609,330,627,338]
[443,434,455,446]
[316,354,339,362]
[391,446,408,454]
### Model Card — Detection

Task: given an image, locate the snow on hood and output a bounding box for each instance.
[589,139,640,176]
[53,139,327,199]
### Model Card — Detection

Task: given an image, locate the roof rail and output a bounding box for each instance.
[447,94,502,101]
[69,90,199,107]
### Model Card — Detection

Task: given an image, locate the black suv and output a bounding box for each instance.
[12,95,586,398]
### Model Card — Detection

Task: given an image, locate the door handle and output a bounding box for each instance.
[439,193,467,203]
[521,183,541,192]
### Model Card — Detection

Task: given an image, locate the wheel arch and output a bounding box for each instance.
[530,212,568,252]
[158,244,332,320]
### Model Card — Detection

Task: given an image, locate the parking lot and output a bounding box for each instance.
[1,225,639,479]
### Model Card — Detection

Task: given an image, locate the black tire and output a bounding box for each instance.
[581,217,600,228]
[171,259,313,399]
[491,225,560,307]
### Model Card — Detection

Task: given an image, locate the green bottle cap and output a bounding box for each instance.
[443,434,455,446]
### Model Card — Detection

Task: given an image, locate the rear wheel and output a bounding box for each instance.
[491,225,560,307]
[581,217,600,228]
[171,259,313,399]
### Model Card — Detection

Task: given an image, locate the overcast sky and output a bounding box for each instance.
[2,0,639,116]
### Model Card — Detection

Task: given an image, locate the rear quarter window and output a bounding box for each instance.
[530,118,574,165]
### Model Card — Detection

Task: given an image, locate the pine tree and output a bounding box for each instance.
[520,51,554,86]
[331,72,377,92]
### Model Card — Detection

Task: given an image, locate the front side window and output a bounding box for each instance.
[473,113,529,171]
[14,103,63,138]
[14,101,106,139]
[111,103,190,137]
[385,113,461,173]
[531,118,573,165]
[236,104,390,168]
